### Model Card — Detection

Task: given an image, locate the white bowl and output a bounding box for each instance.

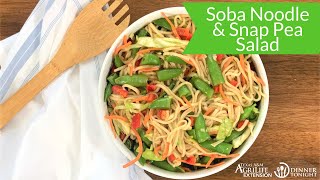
[98,7,269,179]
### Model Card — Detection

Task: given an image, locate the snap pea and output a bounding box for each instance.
[178,85,192,98]
[115,74,148,87]
[249,112,258,121]
[240,104,256,120]
[153,18,172,30]
[190,76,214,98]
[141,53,161,65]
[175,167,185,173]
[157,69,183,81]
[224,129,246,143]
[200,140,233,155]
[142,143,148,150]
[195,113,211,143]
[114,55,124,68]
[200,156,211,164]
[131,48,139,58]
[187,129,196,139]
[138,155,146,166]
[134,144,146,165]
[150,97,172,109]
[165,56,186,65]
[107,73,118,85]
[124,139,133,150]
[137,128,152,147]
[137,28,149,37]
[142,149,162,161]
[152,161,177,172]
[104,83,112,102]
[206,55,225,86]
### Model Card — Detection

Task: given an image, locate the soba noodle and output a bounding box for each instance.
[105,14,265,171]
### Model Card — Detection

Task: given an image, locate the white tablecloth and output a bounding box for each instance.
[0,0,151,180]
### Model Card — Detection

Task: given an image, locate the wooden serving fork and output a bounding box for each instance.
[0,0,130,129]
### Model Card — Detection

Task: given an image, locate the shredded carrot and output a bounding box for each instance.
[111,103,116,108]
[129,64,133,76]
[154,145,161,157]
[203,153,240,159]
[195,54,206,59]
[143,110,153,126]
[123,128,143,168]
[222,56,234,70]
[239,54,247,85]
[206,156,215,168]
[219,84,239,106]
[162,142,170,159]
[189,117,195,126]
[123,35,128,45]
[132,95,148,102]
[146,125,153,134]
[241,75,246,86]
[114,41,132,55]
[105,115,128,122]
[180,160,225,168]
[215,153,240,159]
[203,154,217,157]
[137,48,162,55]
[239,54,246,71]
[179,57,195,66]
[161,12,180,39]
[109,119,117,138]
[149,109,154,118]
[208,161,225,168]
[204,107,214,116]
[157,110,169,120]
[155,146,163,157]
[255,75,265,86]
[185,60,195,66]
[182,96,192,108]
[138,66,160,72]
[143,112,150,126]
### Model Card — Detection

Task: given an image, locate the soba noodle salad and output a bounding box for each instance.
[104,13,265,172]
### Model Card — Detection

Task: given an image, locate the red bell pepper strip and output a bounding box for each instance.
[216,54,224,63]
[146,84,157,92]
[176,28,193,40]
[131,113,142,129]
[230,79,238,87]
[168,154,176,162]
[112,85,128,98]
[237,120,245,129]
[186,156,196,165]
[146,93,157,102]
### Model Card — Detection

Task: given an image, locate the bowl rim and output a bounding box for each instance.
[98,7,269,179]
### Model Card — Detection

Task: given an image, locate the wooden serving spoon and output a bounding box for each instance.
[0,0,130,129]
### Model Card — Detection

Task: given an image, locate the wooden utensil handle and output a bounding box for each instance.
[0,62,61,129]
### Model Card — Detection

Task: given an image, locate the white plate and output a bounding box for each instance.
[98,7,269,179]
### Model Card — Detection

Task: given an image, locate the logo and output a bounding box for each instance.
[235,162,317,178]
[235,163,273,178]
[274,162,290,178]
